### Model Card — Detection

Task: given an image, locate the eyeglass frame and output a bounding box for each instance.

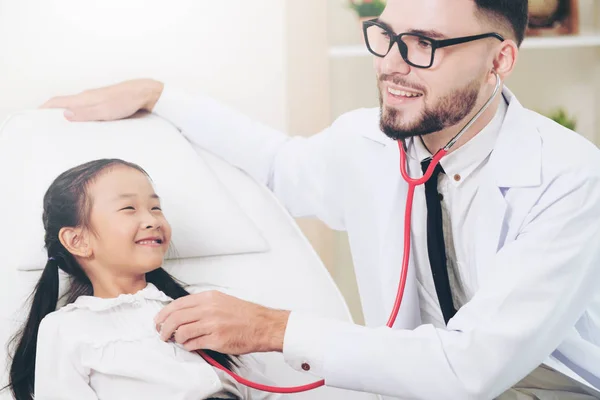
[362,19,505,69]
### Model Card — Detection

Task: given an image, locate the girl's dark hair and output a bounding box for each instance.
[2,159,235,400]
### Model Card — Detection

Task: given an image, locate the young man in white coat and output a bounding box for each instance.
[42,0,600,398]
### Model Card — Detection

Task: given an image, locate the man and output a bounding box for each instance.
[42,0,600,398]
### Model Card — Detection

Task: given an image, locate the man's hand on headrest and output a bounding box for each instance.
[40,78,164,122]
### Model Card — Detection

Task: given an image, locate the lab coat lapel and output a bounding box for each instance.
[472,88,542,281]
[359,129,422,329]
[472,174,507,281]
[379,144,422,329]
[360,126,399,237]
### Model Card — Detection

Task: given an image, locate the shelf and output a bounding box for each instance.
[522,33,600,49]
[329,33,600,58]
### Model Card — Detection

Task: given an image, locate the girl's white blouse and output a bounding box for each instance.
[34,283,285,399]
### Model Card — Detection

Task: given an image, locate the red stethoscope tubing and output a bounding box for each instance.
[196,142,447,394]
[387,144,447,326]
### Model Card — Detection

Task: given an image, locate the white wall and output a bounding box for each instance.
[0,0,288,130]
[284,0,336,273]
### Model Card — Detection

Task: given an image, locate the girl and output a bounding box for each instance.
[3,158,283,400]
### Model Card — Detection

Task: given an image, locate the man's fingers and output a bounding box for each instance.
[39,96,68,109]
[63,105,107,122]
[39,96,104,122]
[154,292,212,326]
[173,320,211,344]
[159,308,206,341]
[40,94,85,110]
[186,335,216,352]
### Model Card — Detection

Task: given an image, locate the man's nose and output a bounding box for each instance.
[380,43,411,75]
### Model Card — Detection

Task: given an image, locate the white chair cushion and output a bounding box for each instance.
[0,111,379,400]
[0,109,269,271]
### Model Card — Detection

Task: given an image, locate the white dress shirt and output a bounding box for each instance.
[406,98,508,326]
[34,283,285,400]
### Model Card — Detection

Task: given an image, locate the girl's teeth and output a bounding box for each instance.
[388,88,422,98]
[138,240,159,245]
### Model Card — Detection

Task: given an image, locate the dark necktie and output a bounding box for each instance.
[421,159,457,324]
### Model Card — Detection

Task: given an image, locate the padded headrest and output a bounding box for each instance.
[0,109,269,271]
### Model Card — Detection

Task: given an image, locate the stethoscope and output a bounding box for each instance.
[196,72,502,395]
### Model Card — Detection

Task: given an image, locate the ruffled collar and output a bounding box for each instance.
[62,283,173,312]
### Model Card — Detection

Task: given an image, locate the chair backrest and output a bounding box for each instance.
[0,110,379,400]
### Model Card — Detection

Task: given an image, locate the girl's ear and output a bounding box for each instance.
[58,227,93,258]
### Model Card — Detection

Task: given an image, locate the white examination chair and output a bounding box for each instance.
[0,110,380,400]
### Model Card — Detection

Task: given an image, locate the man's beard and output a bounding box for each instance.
[379,78,481,141]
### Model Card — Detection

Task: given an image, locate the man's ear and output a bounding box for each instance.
[58,226,93,258]
[490,39,518,84]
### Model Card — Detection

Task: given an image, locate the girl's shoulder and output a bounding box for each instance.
[37,307,88,353]
[40,303,85,328]
[38,283,171,344]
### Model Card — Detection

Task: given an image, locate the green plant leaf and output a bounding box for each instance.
[546,108,577,131]
[348,0,386,17]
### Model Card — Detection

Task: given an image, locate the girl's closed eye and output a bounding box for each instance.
[120,206,135,211]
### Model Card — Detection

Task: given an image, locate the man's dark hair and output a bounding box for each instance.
[475,0,529,46]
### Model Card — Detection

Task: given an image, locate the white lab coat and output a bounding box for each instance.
[153,86,600,399]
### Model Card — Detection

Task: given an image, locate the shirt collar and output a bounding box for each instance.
[406,97,508,186]
[63,283,172,312]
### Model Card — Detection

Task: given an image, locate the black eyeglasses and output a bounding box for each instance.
[363,19,504,69]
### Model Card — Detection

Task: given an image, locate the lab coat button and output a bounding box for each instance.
[453,174,461,182]
[301,362,310,371]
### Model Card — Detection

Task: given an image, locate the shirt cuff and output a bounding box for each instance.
[282,311,358,378]
[152,84,195,123]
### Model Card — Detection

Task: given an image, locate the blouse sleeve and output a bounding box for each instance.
[34,313,99,400]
